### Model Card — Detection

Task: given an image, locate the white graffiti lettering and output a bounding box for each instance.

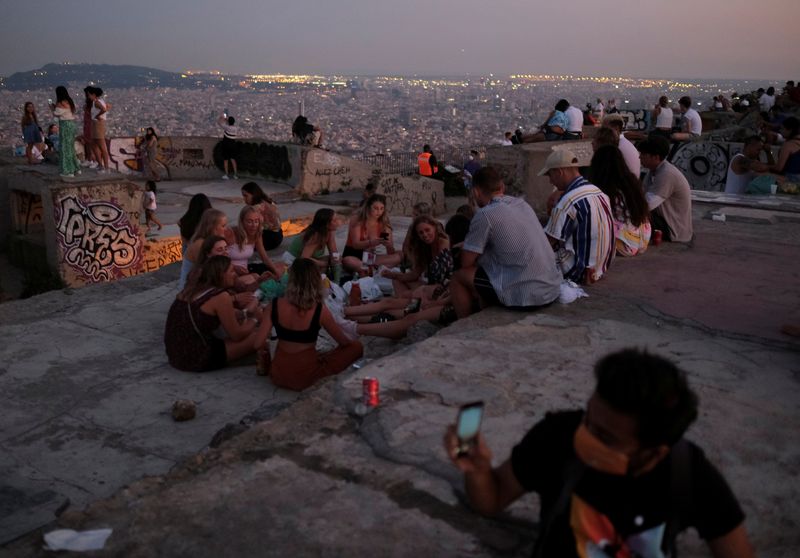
[55,196,140,282]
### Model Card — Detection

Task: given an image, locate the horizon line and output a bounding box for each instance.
[0,62,787,84]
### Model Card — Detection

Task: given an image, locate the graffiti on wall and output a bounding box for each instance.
[378,176,444,216]
[137,238,183,274]
[11,191,43,233]
[55,196,141,283]
[107,137,216,179]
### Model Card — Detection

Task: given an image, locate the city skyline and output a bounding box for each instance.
[0,0,796,80]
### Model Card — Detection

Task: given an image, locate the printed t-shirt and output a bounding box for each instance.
[510,410,746,558]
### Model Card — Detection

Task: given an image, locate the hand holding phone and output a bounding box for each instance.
[455,401,484,457]
[380,232,389,240]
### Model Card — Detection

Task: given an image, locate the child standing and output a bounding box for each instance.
[143,181,163,234]
[21,102,45,165]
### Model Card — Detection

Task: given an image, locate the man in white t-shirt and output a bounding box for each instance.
[602,114,641,177]
[759,87,776,113]
[564,101,585,140]
[671,96,702,141]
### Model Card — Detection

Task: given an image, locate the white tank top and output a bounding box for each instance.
[93,99,107,121]
[655,107,673,129]
[724,154,754,194]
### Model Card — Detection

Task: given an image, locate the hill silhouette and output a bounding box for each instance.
[1,63,237,90]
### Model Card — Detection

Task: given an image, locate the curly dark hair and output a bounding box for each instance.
[594,349,699,448]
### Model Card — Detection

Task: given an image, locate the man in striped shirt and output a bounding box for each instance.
[542,150,615,284]
[450,167,562,319]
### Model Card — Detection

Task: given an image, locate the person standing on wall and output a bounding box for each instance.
[418,144,438,177]
[50,86,82,178]
[219,113,239,180]
[88,87,111,173]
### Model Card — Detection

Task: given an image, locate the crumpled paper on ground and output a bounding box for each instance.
[43,528,113,551]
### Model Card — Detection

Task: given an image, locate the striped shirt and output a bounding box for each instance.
[463,195,562,307]
[545,176,615,283]
[222,124,237,140]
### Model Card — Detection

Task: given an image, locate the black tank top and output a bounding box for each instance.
[272,300,323,343]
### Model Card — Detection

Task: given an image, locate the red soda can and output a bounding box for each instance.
[652,230,663,246]
[362,377,380,407]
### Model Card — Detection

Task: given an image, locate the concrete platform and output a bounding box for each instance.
[1,201,799,556]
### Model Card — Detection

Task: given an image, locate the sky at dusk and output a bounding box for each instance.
[0,0,796,80]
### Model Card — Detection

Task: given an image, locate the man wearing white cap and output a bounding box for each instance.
[541,150,615,284]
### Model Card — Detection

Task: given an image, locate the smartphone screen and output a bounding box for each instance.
[456,401,484,455]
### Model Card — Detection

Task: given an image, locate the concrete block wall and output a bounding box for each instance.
[376,174,446,217]
[104,135,377,196]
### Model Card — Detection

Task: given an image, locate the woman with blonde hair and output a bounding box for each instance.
[224,206,283,289]
[342,194,396,272]
[254,258,363,391]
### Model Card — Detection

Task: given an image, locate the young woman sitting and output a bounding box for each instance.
[342,194,396,273]
[164,256,263,372]
[590,145,651,256]
[381,215,453,297]
[180,209,227,290]
[344,216,454,331]
[286,208,339,269]
[241,181,283,252]
[224,206,284,290]
[254,258,363,391]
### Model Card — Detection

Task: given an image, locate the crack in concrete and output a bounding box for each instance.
[244,441,536,555]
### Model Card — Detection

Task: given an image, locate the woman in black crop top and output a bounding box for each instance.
[254,258,363,391]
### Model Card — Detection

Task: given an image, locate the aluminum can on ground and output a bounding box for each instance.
[362,377,380,407]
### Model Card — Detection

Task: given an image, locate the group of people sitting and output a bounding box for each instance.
[164,178,460,387]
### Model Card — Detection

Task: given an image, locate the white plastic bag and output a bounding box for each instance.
[558,280,588,304]
[343,277,383,302]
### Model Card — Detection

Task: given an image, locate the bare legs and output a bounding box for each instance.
[450,266,480,319]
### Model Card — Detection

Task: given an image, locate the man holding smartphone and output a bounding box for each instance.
[444,349,754,557]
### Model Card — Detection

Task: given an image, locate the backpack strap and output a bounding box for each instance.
[532,458,585,558]
[663,439,692,557]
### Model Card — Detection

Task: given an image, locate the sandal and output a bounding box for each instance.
[369,312,397,323]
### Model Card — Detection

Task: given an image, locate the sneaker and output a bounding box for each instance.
[97,168,108,174]
[88,161,98,169]
[221,175,229,180]
[80,160,91,167]
[59,173,74,178]
[232,175,239,180]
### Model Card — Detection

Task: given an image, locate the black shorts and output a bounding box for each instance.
[221,137,238,160]
[474,267,501,306]
[342,245,364,261]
